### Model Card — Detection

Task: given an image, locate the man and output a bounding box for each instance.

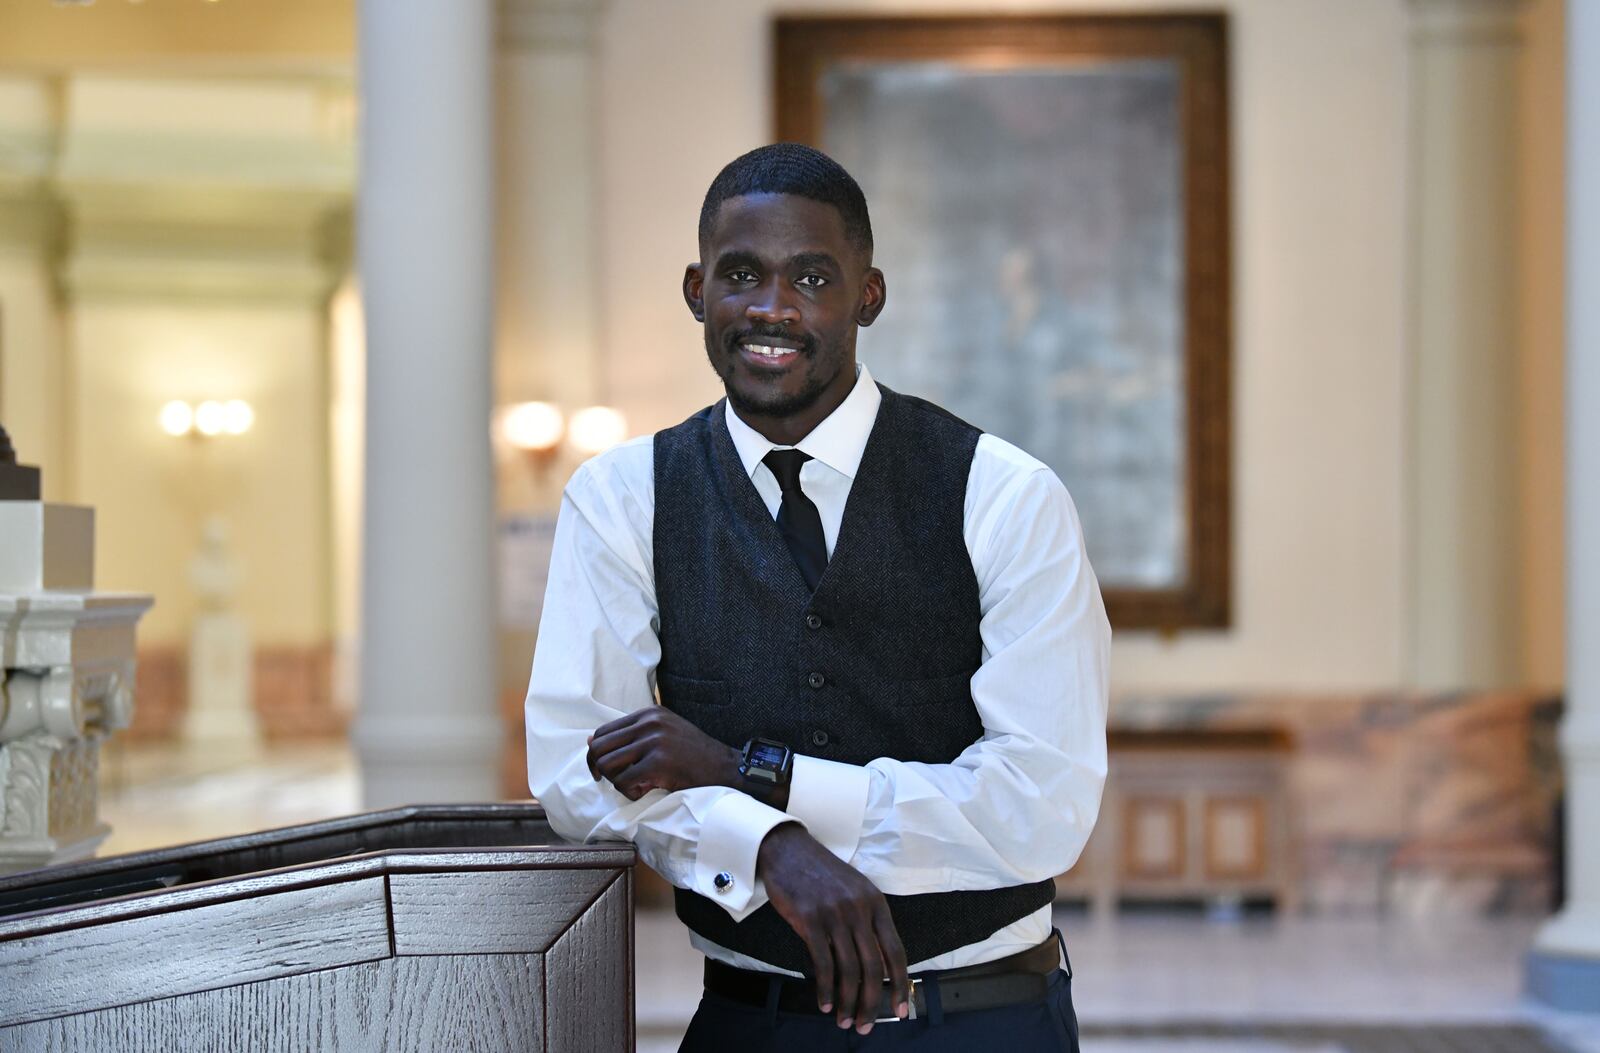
[526,143,1109,1051]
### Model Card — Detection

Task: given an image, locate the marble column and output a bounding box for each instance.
[354,0,501,806]
[1406,0,1525,688]
[1528,0,1600,1010]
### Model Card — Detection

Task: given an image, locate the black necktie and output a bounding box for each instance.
[763,449,828,591]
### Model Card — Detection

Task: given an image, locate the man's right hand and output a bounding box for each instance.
[755,822,910,1036]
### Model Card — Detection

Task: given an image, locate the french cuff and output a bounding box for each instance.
[786,755,870,862]
[695,791,791,922]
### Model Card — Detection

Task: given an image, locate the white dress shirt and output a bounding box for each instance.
[525,364,1110,976]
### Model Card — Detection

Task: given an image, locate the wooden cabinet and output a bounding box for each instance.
[1059,731,1293,913]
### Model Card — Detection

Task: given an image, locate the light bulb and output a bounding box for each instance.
[502,401,564,452]
[222,399,254,435]
[569,406,628,454]
[159,400,194,437]
[194,400,226,437]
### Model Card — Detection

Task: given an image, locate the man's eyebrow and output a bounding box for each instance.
[713,250,763,272]
[790,251,842,273]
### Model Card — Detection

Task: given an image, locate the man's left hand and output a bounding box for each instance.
[587,707,739,800]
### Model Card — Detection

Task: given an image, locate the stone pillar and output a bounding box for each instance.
[0,428,152,872]
[1407,0,1526,688]
[1528,0,1600,1010]
[354,0,501,806]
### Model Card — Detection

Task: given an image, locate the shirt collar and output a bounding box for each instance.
[723,362,881,481]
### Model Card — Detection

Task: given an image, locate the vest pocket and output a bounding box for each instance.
[656,671,731,708]
[885,671,975,707]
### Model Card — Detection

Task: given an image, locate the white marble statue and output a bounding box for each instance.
[184,517,259,748]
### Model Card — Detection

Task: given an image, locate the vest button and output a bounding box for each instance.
[807,672,826,689]
[805,613,823,630]
[810,729,830,747]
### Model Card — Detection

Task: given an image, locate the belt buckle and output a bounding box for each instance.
[875,977,922,1023]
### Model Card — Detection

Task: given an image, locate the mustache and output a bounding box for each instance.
[725,326,816,355]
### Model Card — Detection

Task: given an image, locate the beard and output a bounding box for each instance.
[704,325,845,419]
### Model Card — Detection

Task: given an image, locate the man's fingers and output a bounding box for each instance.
[874,904,910,1019]
[851,921,885,1034]
[870,902,908,1017]
[586,726,646,780]
[590,709,649,741]
[610,758,660,799]
[803,924,836,1014]
[830,922,860,1029]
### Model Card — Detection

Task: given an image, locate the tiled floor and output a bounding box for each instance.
[89,741,1600,1052]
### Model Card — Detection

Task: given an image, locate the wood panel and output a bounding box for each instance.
[390,869,615,955]
[3,954,548,1052]
[545,873,631,1053]
[0,877,390,1027]
[1203,797,1267,880]
[385,955,545,1051]
[1122,798,1186,881]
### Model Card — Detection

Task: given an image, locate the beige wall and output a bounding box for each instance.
[70,303,332,646]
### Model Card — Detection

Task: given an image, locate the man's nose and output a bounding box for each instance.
[746,280,800,325]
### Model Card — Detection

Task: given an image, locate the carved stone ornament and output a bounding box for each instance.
[0,491,151,871]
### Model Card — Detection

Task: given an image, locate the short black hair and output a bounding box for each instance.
[698,143,874,258]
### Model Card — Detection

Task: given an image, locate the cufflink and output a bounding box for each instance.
[713,871,734,894]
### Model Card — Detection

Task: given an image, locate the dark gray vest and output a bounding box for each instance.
[652,384,1056,974]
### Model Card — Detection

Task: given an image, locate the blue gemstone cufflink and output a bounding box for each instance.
[713,871,734,894]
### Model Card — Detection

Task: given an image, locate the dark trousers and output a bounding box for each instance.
[678,967,1080,1052]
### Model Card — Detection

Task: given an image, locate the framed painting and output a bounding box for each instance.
[775,14,1231,630]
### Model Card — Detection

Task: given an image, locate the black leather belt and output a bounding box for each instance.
[703,932,1063,1023]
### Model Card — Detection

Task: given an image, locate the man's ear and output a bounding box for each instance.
[682,263,706,322]
[856,267,887,327]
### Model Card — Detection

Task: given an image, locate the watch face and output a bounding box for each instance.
[750,742,788,768]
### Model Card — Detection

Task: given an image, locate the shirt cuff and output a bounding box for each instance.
[786,755,871,862]
[695,791,792,922]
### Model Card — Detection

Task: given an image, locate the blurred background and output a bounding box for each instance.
[0,0,1595,1049]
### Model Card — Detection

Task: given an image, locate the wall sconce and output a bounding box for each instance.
[568,406,628,455]
[501,401,565,468]
[160,400,254,439]
[500,401,629,471]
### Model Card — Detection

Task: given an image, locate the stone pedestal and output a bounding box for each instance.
[0,491,151,873]
[182,517,260,748]
[183,612,255,747]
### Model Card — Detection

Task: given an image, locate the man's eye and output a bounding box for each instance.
[728,269,757,283]
[797,274,828,288]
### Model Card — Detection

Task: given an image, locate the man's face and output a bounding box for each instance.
[684,193,885,425]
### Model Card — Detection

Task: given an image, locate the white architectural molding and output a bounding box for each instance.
[0,491,151,872]
[0,73,356,305]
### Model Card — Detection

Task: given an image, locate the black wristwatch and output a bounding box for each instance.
[738,737,794,786]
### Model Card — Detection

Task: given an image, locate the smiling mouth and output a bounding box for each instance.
[742,343,801,358]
